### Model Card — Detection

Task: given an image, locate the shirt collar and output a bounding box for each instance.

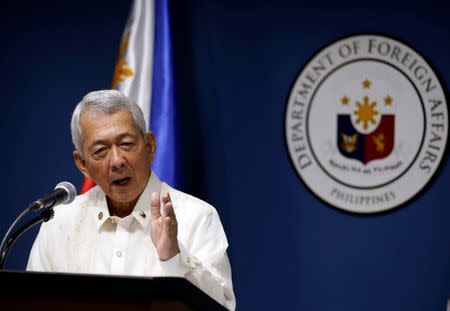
[93,172,163,230]
[92,188,110,231]
[131,172,162,228]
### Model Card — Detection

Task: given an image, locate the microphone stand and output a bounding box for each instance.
[0,208,54,270]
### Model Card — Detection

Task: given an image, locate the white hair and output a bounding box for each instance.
[71,90,147,155]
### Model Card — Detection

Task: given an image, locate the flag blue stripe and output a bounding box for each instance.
[150,0,179,187]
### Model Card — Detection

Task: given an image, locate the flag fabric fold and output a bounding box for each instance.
[150,0,179,188]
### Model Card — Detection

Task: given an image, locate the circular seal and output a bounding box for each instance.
[285,34,448,214]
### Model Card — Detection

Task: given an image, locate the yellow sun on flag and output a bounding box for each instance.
[354,95,379,130]
[111,30,134,89]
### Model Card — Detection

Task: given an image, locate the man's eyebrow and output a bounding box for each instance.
[88,139,108,148]
[118,133,136,139]
[88,133,136,148]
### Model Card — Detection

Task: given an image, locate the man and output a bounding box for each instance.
[27,90,236,310]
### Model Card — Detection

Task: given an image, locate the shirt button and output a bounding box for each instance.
[116,250,123,257]
[98,212,103,220]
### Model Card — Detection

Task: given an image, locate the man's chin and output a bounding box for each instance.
[106,191,140,214]
[110,189,137,201]
[107,184,138,200]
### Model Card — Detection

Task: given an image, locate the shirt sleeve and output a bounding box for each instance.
[161,208,236,311]
[159,252,191,276]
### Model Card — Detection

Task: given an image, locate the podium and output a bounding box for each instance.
[0,270,228,311]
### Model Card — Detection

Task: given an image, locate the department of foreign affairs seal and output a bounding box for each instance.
[285,34,448,214]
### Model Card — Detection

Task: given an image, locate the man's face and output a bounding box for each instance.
[73,108,155,213]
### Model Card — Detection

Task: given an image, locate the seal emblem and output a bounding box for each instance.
[285,34,448,213]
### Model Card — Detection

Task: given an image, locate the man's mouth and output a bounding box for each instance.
[112,177,131,186]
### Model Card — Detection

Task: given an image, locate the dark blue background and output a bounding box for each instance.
[1,1,449,310]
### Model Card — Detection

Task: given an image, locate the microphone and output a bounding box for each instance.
[29,181,77,211]
[0,182,76,269]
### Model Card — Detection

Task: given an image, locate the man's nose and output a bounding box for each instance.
[110,147,126,170]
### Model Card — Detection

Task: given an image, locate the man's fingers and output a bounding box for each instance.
[150,192,161,217]
[163,215,177,233]
[163,201,176,218]
[163,215,176,225]
[161,192,172,204]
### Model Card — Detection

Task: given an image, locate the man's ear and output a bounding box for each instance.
[145,131,156,161]
[73,150,91,179]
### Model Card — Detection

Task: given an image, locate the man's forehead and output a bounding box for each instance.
[80,110,141,143]
[80,109,136,128]
[80,107,131,121]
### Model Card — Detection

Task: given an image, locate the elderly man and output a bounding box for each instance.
[27,90,236,310]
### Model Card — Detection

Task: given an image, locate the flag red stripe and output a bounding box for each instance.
[80,178,96,194]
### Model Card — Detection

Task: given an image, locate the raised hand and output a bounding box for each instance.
[150,192,180,261]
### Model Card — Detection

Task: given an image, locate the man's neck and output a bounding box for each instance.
[106,197,139,218]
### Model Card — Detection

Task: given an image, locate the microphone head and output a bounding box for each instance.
[54,182,77,205]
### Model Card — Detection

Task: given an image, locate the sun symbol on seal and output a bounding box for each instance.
[353,95,379,130]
